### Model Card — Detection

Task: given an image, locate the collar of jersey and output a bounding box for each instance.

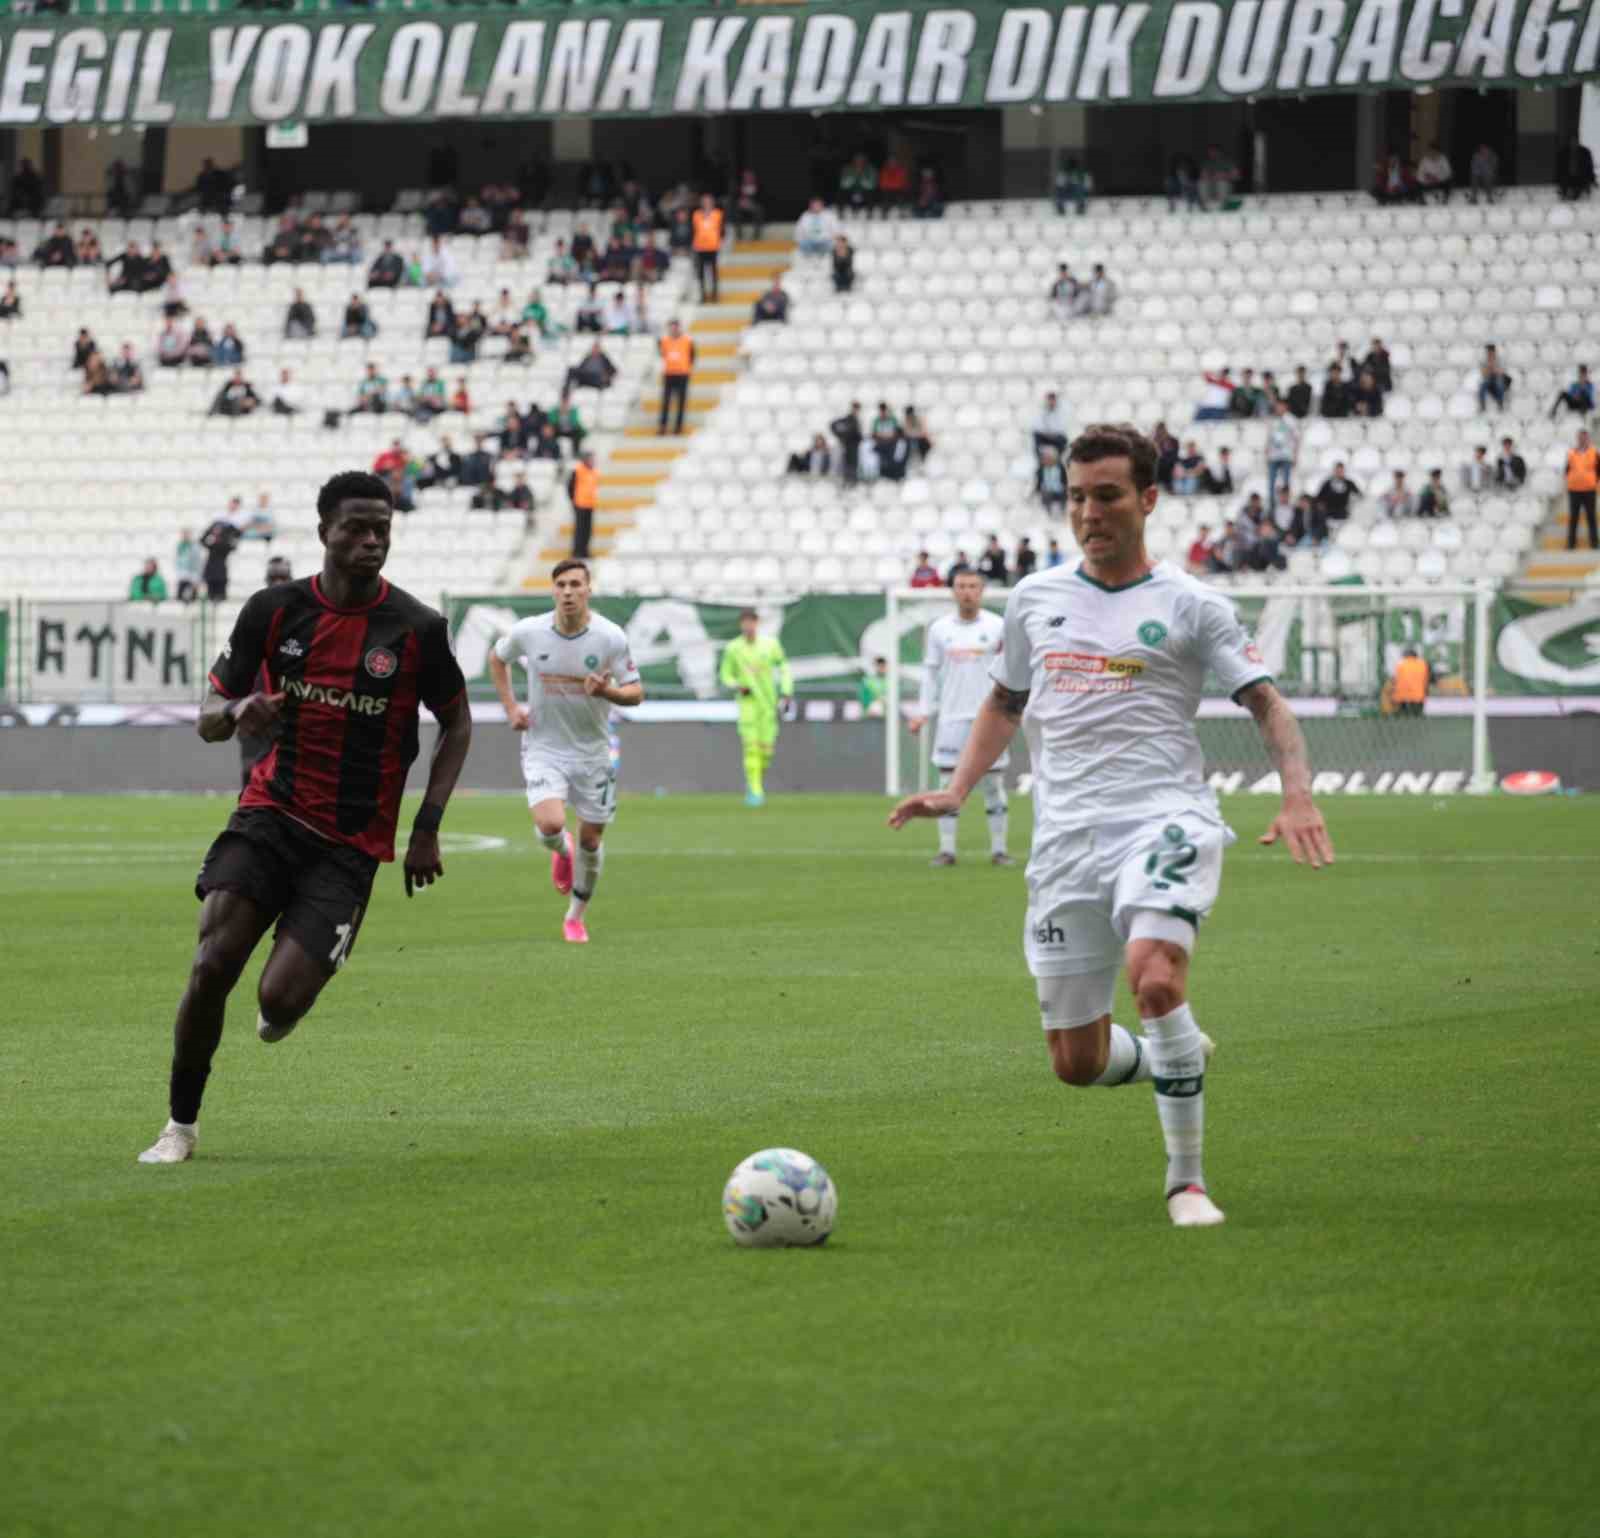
[549,616,590,640]
[1074,564,1157,594]
[312,574,389,613]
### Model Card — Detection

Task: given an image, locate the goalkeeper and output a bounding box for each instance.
[720,608,793,807]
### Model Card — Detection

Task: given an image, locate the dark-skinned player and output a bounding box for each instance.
[139,471,472,1164]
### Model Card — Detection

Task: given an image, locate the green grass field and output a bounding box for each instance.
[3,790,1596,1538]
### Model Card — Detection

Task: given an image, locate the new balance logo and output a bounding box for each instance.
[1047,616,1067,628]
[1033,919,1065,945]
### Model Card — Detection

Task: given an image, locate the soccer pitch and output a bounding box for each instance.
[3,791,1594,1538]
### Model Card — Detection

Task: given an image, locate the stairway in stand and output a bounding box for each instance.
[1517,494,1600,601]
[525,234,794,591]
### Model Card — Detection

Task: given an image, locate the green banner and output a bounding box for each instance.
[448,592,886,699]
[1491,594,1600,695]
[3,1,1596,126]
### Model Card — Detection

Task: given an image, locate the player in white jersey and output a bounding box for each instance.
[891,425,1333,1227]
[907,569,1014,867]
[488,559,644,944]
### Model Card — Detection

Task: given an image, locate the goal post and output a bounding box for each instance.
[884,582,1496,799]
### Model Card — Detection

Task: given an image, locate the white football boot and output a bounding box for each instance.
[1167,1186,1226,1227]
[257,1011,297,1044]
[137,1120,197,1165]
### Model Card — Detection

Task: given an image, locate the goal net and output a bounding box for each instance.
[883,583,1493,798]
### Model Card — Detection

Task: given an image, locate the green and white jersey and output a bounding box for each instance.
[921,608,1009,771]
[921,609,1006,724]
[991,562,1269,839]
[494,612,639,763]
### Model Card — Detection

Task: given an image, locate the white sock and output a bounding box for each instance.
[1089,1023,1152,1086]
[537,828,565,852]
[1142,1003,1206,1193]
[567,842,603,919]
[983,773,1009,855]
[938,816,958,855]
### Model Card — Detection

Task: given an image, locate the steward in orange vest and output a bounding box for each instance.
[1567,431,1599,550]
[691,195,723,303]
[658,321,696,436]
[567,452,598,559]
[1392,649,1430,716]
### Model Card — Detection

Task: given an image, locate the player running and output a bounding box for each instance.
[488,559,643,944]
[890,425,1333,1227]
[907,569,1014,867]
[720,608,792,807]
[139,472,472,1165]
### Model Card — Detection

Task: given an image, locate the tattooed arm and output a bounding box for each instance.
[1238,680,1335,868]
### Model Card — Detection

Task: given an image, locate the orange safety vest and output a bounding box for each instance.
[691,207,723,253]
[660,335,693,376]
[571,462,598,509]
[1393,655,1429,704]
[1566,445,1598,492]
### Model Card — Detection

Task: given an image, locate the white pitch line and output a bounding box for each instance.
[0,844,1592,870]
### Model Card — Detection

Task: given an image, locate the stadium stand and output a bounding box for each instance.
[602,186,1597,597]
[0,205,694,620]
[4,186,1600,621]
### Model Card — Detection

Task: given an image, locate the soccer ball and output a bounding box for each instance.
[722,1148,837,1247]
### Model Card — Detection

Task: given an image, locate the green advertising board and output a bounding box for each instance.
[2,1,1595,126]
[1491,592,1600,694]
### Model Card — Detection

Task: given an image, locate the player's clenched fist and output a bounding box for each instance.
[583,671,612,697]
[229,691,285,737]
[888,790,962,828]
[506,704,530,731]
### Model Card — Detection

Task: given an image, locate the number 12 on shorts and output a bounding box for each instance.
[1145,826,1197,889]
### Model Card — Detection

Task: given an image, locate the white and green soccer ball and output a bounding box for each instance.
[722,1148,837,1247]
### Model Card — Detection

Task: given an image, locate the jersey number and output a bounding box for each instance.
[329,906,362,970]
[1144,844,1197,887]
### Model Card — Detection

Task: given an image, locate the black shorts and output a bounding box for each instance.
[196,807,378,976]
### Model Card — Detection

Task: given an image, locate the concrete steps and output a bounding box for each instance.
[522,234,796,588]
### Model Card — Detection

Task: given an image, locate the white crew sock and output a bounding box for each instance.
[1142,1003,1207,1193]
[567,842,603,920]
[935,770,958,855]
[982,772,1009,855]
[1089,1023,1153,1086]
[537,828,565,852]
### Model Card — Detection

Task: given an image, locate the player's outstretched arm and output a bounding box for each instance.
[404,693,472,897]
[889,683,1027,827]
[1239,680,1335,868]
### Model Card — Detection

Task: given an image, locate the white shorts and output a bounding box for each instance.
[932,717,1010,772]
[522,752,617,825]
[1023,815,1233,980]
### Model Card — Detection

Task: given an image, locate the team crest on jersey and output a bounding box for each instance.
[584,654,599,669]
[1138,621,1168,647]
[278,639,305,659]
[364,646,398,679]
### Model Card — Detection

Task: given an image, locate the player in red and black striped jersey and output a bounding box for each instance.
[138,471,473,1165]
